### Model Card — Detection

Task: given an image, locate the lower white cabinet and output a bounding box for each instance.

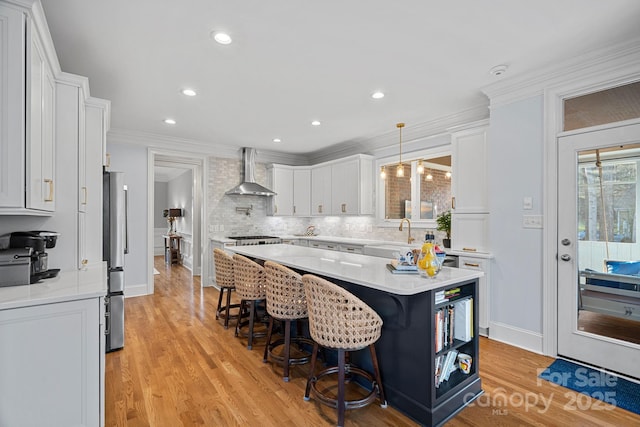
[458,255,491,336]
[451,213,489,253]
[0,297,104,427]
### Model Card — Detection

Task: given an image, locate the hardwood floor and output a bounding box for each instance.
[105,258,640,426]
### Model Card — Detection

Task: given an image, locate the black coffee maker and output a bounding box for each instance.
[8,231,60,283]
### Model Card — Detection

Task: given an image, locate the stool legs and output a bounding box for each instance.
[304,342,320,401]
[216,287,240,329]
[337,348,346,427]
[235,299,265,350]
[369,344,387,408]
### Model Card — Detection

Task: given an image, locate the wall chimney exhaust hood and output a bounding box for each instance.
[225,148,276,196]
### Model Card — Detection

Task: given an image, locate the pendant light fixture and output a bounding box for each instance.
[425,169,433,181]
[380,166,386,179]
[396,122,405,177]
[417,159,424,174]
[445,170,452,179]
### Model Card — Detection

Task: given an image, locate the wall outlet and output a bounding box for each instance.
[523,215,543,228]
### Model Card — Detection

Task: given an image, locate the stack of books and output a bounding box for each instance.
[435,287,461,304]
[387,259,418,274]
[435,349,459,387]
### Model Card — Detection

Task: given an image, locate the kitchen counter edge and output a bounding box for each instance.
[0,262,107,310]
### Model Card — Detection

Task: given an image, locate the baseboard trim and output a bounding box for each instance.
[488,321,544,354]
[125,284,150,298]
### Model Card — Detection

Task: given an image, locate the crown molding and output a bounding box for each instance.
[306,104,489,164]
[482,37,640,108]
[107,127,307,165]
[55,72,90,97]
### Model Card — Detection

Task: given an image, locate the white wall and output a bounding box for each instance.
[107,142,148,296]
[168,170,192,235]
[487,95,545,348]
[153,182,168,228]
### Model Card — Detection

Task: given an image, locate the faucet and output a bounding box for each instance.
[399,218,415,244]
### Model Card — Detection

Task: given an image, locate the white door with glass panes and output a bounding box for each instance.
[558,122,640,379]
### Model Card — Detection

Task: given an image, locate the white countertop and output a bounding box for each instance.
[0,262,107,310]
[227,244,483,296]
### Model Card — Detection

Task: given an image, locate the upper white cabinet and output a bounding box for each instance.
[312,155,374,216]
[451,123,489,214]
[268,165,311,217]
[450,121,490,253]
[0,2,56,215]
[311,164,332,216]
[84,97,109,267]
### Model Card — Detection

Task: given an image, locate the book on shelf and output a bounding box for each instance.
[435,287,462,304]
[453,298,473,342]
[435,349,459,386]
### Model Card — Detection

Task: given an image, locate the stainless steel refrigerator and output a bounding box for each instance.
[103,170,128,352]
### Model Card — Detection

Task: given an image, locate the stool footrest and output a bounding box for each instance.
[266,337,315,366]
[309,365,381,410]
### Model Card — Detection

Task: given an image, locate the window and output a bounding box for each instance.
[578,158,637,243]
[377,152,451,225]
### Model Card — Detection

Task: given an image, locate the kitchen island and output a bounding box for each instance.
[0,263,107,427]
[228,244,483,426]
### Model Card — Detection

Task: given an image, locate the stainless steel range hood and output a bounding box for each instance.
[225,148,276,196]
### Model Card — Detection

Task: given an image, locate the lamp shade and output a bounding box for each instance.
[166,208,183,218]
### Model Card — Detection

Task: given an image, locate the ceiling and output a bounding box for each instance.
[40,0,640,155]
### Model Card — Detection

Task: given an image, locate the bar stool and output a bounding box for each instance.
[302,274,387,427]
[263,261,314,382]
[233,254,267,350]
[213,249,242,329]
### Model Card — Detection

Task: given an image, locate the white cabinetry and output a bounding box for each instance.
[311,164,332,215]
[451,124,488,214]
[451,122,489,253]
[84,98,109,267]
[268,165,311,216]
[311,154,374,217]
[0,297,104,426]
[0,3,56,214]
[458,255,491,336]
[27,23,56,211]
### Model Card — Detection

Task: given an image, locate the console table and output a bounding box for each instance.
[163,234,182,265]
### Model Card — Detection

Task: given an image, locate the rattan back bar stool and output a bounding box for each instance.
[263,261,315,382]
[302,274,387,427]
[213,248,241,329]
[233,253,268,350]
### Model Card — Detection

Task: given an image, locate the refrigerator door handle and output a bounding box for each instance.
[124,184,129,255]
[104,296,111,336]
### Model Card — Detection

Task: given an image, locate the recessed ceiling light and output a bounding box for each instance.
[371,91,385,99]
[311,120,321,126]
[211,32,232,45]
[273,138,281,143]
[164,118,176,125]
[181,89,197,97]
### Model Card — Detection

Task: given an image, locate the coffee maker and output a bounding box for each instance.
[0,231,60,284]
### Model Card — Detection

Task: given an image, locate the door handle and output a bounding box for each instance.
[560,254,571,261]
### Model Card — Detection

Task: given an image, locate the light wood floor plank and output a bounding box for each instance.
[104,257,640,426]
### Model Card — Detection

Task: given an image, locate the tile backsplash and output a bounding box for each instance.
[207,156,444,244]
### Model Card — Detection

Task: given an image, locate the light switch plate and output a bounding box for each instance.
[523,215,543,228]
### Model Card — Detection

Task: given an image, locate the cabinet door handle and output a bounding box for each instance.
[341,203,346,213]
[464,262,480,268]
[44,179,54,202]
[346,247,355,252]
[105,153,111,168]
[274,205,278,214]
[293,205,296,214]
[82,186,88,205]
[462,247,477,252]
[318,204,323,214]
[451,196,456,209]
